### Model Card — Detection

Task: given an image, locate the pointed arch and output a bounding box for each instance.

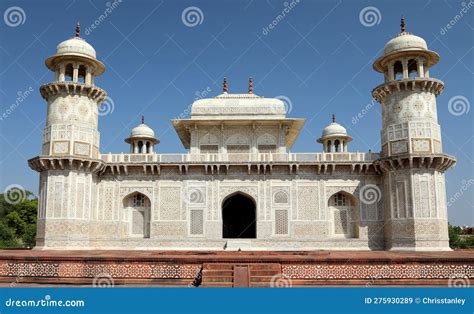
[222,191,256,239]
[327,191,359,238]
[123,192,151,238]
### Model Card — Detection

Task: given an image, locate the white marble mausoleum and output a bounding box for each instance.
[29,20,456,251]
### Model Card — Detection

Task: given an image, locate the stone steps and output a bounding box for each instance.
[201,263,281,287]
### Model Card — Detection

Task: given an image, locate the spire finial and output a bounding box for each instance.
[400,16,405,33]
[332,114,336,123]
[248,77,253,94]
[75,21,81,37]
[223,77,228,94]
[141,115,144,124]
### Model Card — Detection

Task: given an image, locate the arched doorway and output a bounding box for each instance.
[328,192,359,238]
[123,192,151,238]
[222,193,256,239]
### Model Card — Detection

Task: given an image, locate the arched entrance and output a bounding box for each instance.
[123,192,151,238]
[222,193,256,239]
[328,192,359,238]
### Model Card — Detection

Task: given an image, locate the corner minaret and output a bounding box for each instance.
[39,22,106,159]
[28,24,107,249]
[372,18,456,251]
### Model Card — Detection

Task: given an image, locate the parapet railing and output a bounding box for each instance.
[99,152,380,163]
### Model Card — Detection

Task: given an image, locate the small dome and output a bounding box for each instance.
[130,123,155,138]
[322,122,347,138]
[56,37,96,59]
[317,115,352,144]
[45,23,105,75]
[383,32,428,55]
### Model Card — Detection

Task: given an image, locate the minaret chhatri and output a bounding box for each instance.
[372,18,456,251]
[40,22,106,159]
[28,23,107,248]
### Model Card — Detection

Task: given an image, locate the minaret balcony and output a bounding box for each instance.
[39,81,107,103]
[372,77,444,103]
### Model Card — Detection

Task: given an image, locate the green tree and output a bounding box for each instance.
[0,189,37,249]
[448,224,474,249]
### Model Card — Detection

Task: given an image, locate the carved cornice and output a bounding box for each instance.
[28,156,105,174]
[372,78,444,103]
[373,153,456,173]
[39,81,107,104]
[98,161,380,177]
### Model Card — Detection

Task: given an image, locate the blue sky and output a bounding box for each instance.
[0,0,472,225]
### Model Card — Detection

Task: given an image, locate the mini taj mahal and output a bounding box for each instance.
[29,19,456,251]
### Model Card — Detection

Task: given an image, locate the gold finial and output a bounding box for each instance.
[141,115,144,124]
[75,21,81,37]
[223,77,228,94]
[400,16,405,33]
[332,114,336,123]
[248,77,253,94]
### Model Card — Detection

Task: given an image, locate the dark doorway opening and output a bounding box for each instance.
[222,193,256,239]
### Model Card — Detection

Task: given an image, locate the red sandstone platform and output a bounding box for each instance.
[0,250,472,287]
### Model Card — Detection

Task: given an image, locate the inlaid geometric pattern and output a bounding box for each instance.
[282,264,473,279]
[0,262,200,279]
